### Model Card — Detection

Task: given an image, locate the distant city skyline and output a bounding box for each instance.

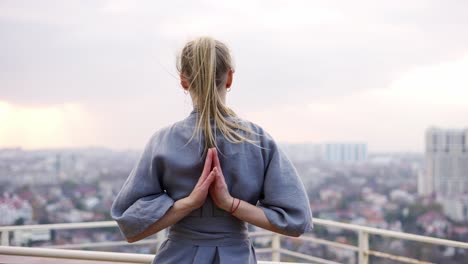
[1,1,468,152]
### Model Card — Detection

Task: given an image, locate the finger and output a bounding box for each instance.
[212,148,221,169]
[213,167,219,177]
[213,166,227,186]
[202,170,216,189]
[198,148,213,185]
[208,147,215,169]
[213,151,226,185]
[200,156,216,185]
[209,169,222,192]
[209,173,218,190]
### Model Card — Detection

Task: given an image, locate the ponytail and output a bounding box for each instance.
[177,37,261,157]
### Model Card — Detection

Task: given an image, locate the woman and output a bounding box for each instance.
[110,36,313,263]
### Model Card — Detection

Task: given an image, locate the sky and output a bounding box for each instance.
[1,0,467,152]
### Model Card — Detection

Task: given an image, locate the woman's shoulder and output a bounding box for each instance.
[235,117,276,142]
[144,122,178,149]
[229,118,277,150]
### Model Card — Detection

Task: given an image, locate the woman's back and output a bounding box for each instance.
[111,108,313,263]
[161,110,264,241]
[110,36,312,263]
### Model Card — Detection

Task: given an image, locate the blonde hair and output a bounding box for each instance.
[177,36,261,157]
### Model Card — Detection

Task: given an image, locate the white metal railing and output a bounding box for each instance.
[0,246,154,263]
[0,246,300,264]
[1,218,467,264]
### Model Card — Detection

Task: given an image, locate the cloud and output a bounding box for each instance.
[0,0,467,150]
[246,54,468,151]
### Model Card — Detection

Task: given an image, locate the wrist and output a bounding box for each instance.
[222,195,235,212]
[230,197,241,214]
[177,197,197,213]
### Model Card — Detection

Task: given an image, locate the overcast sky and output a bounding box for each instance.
[1,0,467,152]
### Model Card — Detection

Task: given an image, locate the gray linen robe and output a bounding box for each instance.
[110,108,313,263]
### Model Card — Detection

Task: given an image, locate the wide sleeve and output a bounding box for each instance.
[257,134,314,236]
[110,133,175,240]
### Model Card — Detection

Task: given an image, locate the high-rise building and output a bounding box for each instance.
[422,127,468,221]
[323,143,367,163]
[279,143,323,162]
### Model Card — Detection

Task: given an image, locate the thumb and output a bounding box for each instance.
[209,178,217,193]
[203,170,216,188]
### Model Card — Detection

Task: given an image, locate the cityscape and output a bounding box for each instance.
[1,127,466,263]
[1,1,468,263]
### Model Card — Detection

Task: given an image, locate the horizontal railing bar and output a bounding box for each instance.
[46,239,160,249]
[0,246,302,264]
[312,219,468,249]
[285,235,358,252]
[0,245,154,263]
[279,248,342,264]
[254,248,272,254]
[368,250,435,264]
[249,231,274,237]
[0,221,117,231]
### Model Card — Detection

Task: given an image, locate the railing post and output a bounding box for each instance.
[271,233,280,262]
[358,230,369,264]
[1,231,9,246]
